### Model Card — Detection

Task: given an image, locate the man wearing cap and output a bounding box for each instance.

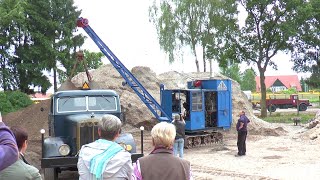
[172,114,185,158]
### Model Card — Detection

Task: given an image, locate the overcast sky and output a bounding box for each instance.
[71,0,307,78]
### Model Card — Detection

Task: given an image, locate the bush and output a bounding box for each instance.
[0,92,14,114]
[5,91,33,111]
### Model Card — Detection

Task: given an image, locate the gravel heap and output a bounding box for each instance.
[72,64,277,133]
[303,110,320,140]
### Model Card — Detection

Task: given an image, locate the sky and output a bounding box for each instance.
[49,0,309,92]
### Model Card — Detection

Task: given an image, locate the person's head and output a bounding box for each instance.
[98,114,122,141]
[151,122,176,149]
[10,126,28,154]
[174,114,181,121]
[239,111,245,116]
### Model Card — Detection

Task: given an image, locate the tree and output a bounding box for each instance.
[25,0,83,92]
[241,68,256,91]
[149,0,238,72]
[232,0,306,117]
[58,50,104,83]
[290,0,320,88]
[220,63,242,83]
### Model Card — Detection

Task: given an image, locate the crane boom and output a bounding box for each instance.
[77,17,171,122]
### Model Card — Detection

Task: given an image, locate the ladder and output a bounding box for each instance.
[77,17,171,122]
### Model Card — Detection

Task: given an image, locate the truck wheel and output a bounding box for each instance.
[44,168,58,180]
[268,105,276,112]
[299,104,307,111]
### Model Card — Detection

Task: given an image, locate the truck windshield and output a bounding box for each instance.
[88,96,117,111]
[57,96,117,112]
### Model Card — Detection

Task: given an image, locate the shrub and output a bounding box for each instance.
[0,92,13,114]
[5,91,33,111]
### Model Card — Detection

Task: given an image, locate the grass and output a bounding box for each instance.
[259,112,315,124]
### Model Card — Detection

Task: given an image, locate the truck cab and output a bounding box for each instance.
[41,89,141,180]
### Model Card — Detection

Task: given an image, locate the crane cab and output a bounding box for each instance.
[160,79,232,132]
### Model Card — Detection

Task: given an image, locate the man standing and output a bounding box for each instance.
[77,114,133,179]
[236,111,250,157]
[172,114,185,158]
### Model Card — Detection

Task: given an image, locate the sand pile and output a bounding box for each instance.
[72,64,278,133]
[303,110,320,140]
[4,64,282,138]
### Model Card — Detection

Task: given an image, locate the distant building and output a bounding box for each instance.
[255,75,302,92]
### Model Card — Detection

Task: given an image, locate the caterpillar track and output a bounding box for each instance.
[184,131,223,149]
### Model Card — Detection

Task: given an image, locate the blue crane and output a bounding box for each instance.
[77,17,171,122]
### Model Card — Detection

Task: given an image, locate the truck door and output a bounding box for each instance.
[217,90,231,129]
[160,90,173,119]
[185,90,205,131]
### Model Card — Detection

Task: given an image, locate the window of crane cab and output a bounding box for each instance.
[191,91,202,111]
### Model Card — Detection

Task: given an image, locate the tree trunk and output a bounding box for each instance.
[259,69,267,117]
[202,46,206,72]
[209,59,213,77]
[53,68,57,92]
[192,46,200,72]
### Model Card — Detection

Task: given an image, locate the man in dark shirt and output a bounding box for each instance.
[236,111,250,156]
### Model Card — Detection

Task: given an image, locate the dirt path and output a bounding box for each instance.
[183,124,320,180]
[25,123,320,179]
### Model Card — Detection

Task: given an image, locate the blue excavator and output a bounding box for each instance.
[76,17,233,148]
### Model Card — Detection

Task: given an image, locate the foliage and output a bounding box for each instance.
[228,0,308,117]
[280,88,297,95]
[261,112,315,124]
[58,50,104,83]
[241,68,256,91]
[220,63,241,83]
[290,0,320,89]
[290,0,319,70]
[0,92,13,114]
[149,0,238,72]
[5,91,33,111]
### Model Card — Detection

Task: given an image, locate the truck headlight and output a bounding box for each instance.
[58,144,70,156]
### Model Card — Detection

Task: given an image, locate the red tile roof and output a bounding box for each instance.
[29,93,52,99]
[255,75,302,92]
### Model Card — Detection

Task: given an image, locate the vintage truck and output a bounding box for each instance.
[266,94,311,112]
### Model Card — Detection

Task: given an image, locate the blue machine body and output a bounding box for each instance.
[161,79,232,132]
[77,17,232,133]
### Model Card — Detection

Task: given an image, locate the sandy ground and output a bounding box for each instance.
[183,124,320,180]
[22,122,320,180]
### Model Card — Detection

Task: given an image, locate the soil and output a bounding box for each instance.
[2,66,320,179]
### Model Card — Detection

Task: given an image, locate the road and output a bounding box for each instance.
[253,107,319,114]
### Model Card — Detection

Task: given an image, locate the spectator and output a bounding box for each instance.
[133,122,193,180]
[172,114,185,158]
[235,111,250,157]
[0,112,19,171]
[0,126,41,179]
[78,114,133,179]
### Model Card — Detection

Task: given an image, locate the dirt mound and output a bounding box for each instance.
[3,100,50,141]
[301,110,320,140]
[250,127,287,136]
[4,64,279,138]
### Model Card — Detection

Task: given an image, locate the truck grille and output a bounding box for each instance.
[78,121,99,150]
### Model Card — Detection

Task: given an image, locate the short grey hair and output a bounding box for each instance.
[98,114,122,140]
[151,122,176,148]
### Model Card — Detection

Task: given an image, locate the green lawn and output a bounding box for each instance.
[259,112,315,124]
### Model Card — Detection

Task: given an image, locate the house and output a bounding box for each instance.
[255,75,302,92]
